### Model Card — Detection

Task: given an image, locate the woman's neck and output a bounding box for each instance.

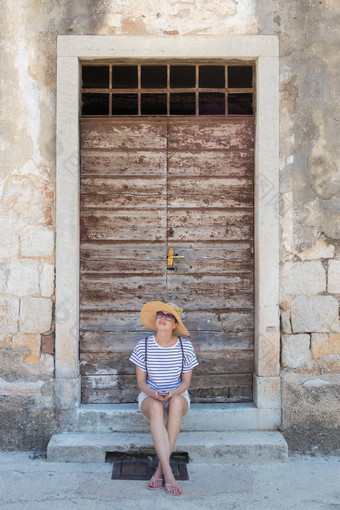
[154,330,177,347]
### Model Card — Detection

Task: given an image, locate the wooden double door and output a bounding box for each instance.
[79,118,254,403]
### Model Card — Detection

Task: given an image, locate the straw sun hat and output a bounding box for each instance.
[140,301,190,337]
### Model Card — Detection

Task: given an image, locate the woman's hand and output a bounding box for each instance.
[160,390,173,402]
[154,390,167,401]
[154,390,172,401]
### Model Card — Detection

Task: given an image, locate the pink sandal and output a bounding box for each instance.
[165,482,182,496]
[147,476,164,490]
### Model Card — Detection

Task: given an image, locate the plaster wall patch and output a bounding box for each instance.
[16,39,42,165]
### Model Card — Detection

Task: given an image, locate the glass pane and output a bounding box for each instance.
[199,93,225,115]
[112,66,138,89]
[228,93,253,115]
[82,93,109,115]
[141,94,167,115]
[199,66,225,88]
[228,66,253,88]
[141,66,167,88]
[170,93,195,115]
[112,94,138,115]
[82,66,109,88]
[170,66,196,88]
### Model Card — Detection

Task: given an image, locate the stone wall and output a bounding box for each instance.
[279,248,340,454]
[0,0,339,452]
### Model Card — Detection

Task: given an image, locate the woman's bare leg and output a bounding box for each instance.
[166,395,188,451]
[140,397,172,489]
[163,395,188,495]
[141,395,188,495]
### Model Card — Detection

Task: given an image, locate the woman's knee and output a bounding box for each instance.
[142,397,164,419]
[168,395,188,415]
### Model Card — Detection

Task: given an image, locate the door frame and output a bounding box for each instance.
[56,35,280,428]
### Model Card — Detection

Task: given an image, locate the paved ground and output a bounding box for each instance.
[0,451,339,510]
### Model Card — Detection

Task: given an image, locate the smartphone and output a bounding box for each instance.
[160,390,169,395]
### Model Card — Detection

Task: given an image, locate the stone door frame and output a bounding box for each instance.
[56,35,280,429]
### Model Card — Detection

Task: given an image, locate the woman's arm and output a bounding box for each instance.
[163,370,193,401]
[135,366,165,400]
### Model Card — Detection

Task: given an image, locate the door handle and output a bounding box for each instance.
[167,248,184,267]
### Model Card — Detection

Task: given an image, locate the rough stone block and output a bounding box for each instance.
[20,297,52,333]
[280,310,291,333]
[281,261,326,297]
[255,327,280,377]
[0,174,53,225]
[0,348,54,380]
[54,377,81,410]
[0,334,11,348]
[253,375,281,408]
[0,379,56,450]
[297,239,334,261]
[21,226,54,257]
[281,372,340,455]
[41,334,55,355]
[291,295,340,333]
[0,219,19,258]
[7,259,39,296]
[281,334,312,368]
[328,260,340,294]
[0,297,19,334]
[11,333,41,364]
[0,263,9,292]
[40,264,54,297]
[311,333,340,359]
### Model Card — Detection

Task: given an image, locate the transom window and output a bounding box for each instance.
[81,63,254,117]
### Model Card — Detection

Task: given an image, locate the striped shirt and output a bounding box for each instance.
[129,335,199,392]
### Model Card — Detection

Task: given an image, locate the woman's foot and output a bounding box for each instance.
[147,476,164,490]
[147,463,164,490]
[163,469,182,496]
[165,481,182,496]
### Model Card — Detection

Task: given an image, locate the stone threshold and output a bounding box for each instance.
[47,430,289,464]
[76,402,281,433]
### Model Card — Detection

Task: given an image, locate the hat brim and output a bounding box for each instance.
[140,301,190,337]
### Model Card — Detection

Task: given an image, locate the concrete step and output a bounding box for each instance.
[47,431,288,464]
[77,402,281,433]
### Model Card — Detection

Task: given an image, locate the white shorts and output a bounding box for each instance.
[138,390,190,419]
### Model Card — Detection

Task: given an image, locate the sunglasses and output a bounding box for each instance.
[156,311,176,322]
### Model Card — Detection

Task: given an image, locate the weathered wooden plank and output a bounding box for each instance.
[168,120,254,151]
[166,274,254,309]
[168,150,253,178]
[79,331,253,354]
[164,243,253,273]
[80,311,141,331]
[81,120,167,149]
[81,150,167,176]
[81,374,138,403]
[167,209,253,241]
[189,331,254,350]
[81,177,166,209]
[79,310,254,332]
[81,209,166,242]
[80,243,253,274]
[80,275,167,310]
[80,332,151,353]
[81,281,253,310]
[80,349,253,376]
[176,310,254,332]
[80,244,165,274]
[196,350,254,374]
[168,177,253,209]
[81,373,252,404]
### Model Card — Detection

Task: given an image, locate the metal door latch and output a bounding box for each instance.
[167,248,184,267]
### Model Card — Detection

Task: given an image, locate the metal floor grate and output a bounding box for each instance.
[107,452,189,481]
